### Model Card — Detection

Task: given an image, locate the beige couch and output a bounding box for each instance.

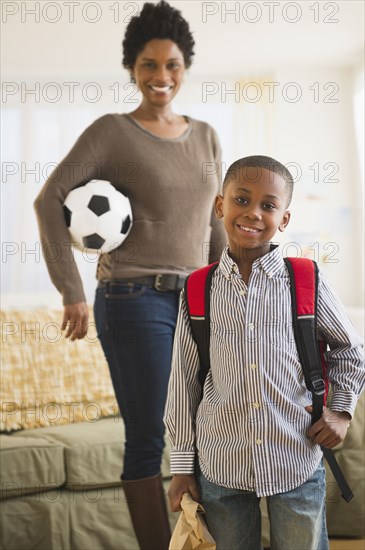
[0,308,178,550]
[1,418,177,550]
[1,308,364,549]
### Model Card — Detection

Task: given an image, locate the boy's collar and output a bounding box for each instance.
[219,244,283,281]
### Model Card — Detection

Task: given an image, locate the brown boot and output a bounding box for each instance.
[122,474,171,550]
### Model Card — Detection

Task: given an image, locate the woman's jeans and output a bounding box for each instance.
[197,461,329,550]
[94,282,179,481]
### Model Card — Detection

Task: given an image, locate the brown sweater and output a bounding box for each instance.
[34,114,226,305]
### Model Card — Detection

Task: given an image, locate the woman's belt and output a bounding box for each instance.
[98,273,187,292]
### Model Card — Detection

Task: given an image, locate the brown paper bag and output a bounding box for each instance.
[169,492,216,550]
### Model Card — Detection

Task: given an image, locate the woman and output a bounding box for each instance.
[34,2,225,548]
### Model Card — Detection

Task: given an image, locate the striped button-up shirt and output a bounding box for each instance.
[164,245,364,497]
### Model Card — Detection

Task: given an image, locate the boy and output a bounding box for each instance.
[164,156,364,550]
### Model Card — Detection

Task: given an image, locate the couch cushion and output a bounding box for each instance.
[0,434,65,499]
[10,417,172,490]
[0,483,178,550]
[325,391,365,537]
[0,308,117,431]
[68,479,178,550]
[0,490,70,550]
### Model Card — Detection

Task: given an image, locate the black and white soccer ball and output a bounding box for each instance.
[63,180,132,253]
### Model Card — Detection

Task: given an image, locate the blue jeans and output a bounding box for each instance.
[94,283,179,480]
[197,462,329,550]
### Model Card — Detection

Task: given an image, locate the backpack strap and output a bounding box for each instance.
[283,257,326,424]
[184,262,218,393]
[284,257,354,502]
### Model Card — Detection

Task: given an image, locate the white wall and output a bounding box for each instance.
[1,1,364,309]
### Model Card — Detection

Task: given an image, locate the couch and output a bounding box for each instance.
[0,307,179,550]
[1,308,364,550]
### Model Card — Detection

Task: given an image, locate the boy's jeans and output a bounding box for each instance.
[197,461,329,550]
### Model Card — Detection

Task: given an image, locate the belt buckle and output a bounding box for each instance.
[154,274,164,291]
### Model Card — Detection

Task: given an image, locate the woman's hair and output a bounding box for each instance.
[122,1,195,70]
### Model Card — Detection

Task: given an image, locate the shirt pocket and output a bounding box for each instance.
[267,317,297,352]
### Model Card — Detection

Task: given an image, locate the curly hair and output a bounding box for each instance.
[122,1,195,70]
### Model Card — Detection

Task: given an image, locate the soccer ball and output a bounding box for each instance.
[63,180,132,253]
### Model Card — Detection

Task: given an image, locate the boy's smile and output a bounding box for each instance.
[215,166,291,263]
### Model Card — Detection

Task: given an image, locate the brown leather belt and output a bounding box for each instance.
[98,274,187,292]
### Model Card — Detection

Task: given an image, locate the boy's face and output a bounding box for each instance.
[215,167,291,258]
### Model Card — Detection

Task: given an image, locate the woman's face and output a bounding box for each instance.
[131,39,186,107]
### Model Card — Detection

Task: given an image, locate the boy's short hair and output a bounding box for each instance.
[122,0,195,70]
[223,155,294,206]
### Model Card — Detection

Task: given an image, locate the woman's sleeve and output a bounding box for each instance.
[34,117,106,305]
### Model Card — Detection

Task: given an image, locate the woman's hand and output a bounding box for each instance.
[167,474,200,512]
[62,302,89,341]
[306,406,351,449]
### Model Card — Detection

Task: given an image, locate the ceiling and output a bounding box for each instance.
[2,1,364,78]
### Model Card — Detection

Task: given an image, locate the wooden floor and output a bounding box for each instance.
[329,539,365,550]
[265,539,365,549]
[264,539,365,549]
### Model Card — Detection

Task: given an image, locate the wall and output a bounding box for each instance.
[1,1,364,310]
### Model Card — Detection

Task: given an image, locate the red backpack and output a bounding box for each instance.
[184,257,353,502]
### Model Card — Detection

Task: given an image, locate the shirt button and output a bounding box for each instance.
[249,363,257,370]
[239,289,246,296]
[256,439,263,445]
[248,323,255,330]
[252,402,260,409]
[267,272,273,278]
